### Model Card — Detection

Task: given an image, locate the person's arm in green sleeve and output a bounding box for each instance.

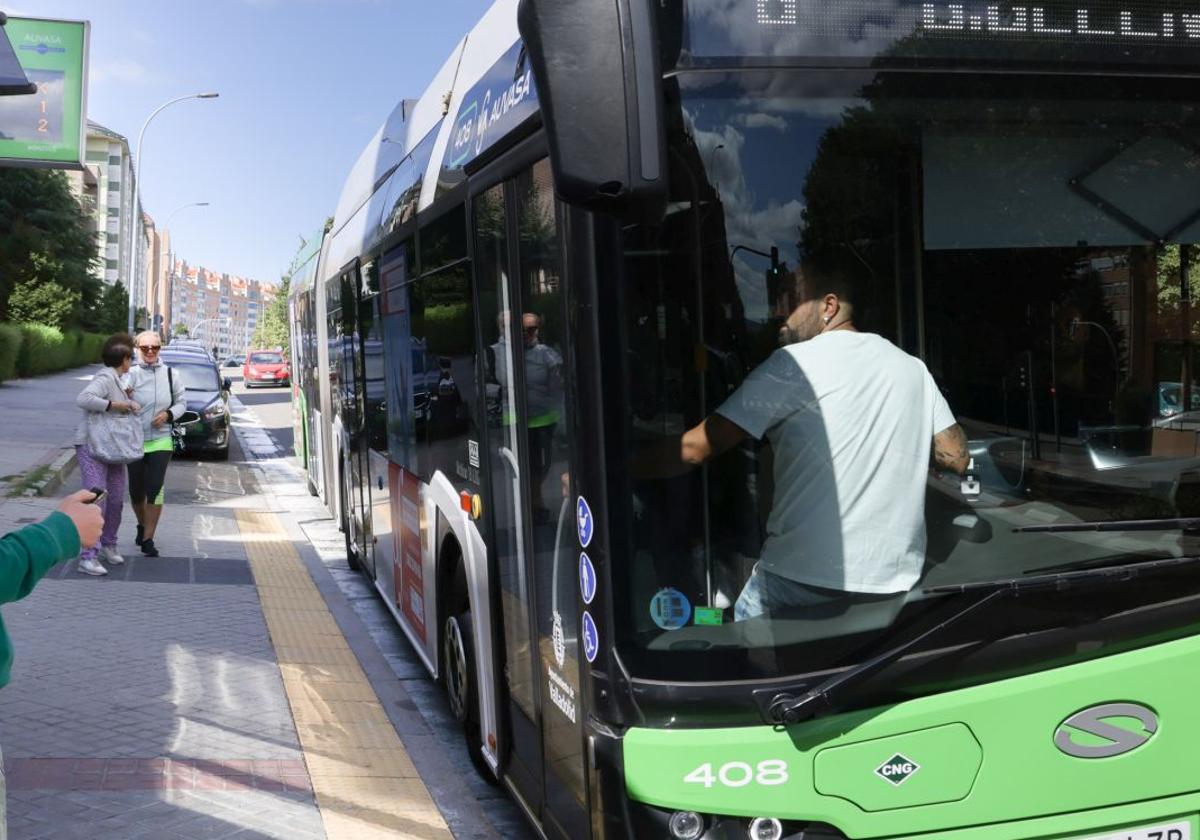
[0,491,101,605]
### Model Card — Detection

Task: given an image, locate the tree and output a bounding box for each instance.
[6,276,80,329]
[90,283,129,334]
[1155,245,1200,340]
[0,168,97,324]
[251,276,290,354]
[172,323,190,337]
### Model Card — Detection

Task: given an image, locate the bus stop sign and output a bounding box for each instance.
[0,17,88,169]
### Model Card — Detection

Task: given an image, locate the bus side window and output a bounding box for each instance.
[413,207,479,487]
[361,294,388,456]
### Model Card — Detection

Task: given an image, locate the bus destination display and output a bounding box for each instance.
[684,0,1200,65]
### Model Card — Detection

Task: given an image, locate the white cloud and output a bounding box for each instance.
[737,112,788,132]
[687,109,806,321]
[90,58,155,87]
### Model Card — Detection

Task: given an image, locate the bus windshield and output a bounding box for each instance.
[616,69,1200,688]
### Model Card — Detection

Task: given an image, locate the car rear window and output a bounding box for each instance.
[164,361,220,391]
[250,353,284,364]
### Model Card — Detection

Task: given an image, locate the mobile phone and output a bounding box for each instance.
[86,487,106,504]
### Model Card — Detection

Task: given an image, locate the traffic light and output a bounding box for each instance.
[766,246,785,305]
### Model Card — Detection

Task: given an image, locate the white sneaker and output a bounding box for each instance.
[98,546,124,565]
[78,557,108,576]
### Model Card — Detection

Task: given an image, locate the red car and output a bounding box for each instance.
[242,350,290,388]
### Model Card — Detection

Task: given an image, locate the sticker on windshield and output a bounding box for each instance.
[579,553,597,605]
[581,611,599,663]
[576,496,594,548]
[693,606,723,626]
[650,588,692,631]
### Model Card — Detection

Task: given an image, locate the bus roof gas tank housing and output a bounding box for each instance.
[518,0,667,217]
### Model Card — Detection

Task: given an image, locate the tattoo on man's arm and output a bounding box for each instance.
[933,425,970,474]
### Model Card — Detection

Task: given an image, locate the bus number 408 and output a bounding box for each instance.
[683,760,789,788]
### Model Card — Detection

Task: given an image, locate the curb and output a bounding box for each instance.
[22,446,77,498]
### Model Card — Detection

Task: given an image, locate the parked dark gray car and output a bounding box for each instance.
[160,350,232,459]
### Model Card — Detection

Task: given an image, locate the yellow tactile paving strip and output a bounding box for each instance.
[236,509,453,840]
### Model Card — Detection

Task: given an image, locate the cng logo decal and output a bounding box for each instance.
[875,754,920,786]
[1054,702,1159,759]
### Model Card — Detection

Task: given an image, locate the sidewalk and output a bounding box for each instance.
[0,399,491,838]
[0,364,101,502]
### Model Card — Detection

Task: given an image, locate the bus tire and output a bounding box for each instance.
[443,609,495,784]
[340,468,361,572]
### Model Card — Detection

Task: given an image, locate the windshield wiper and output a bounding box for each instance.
[1013,517,1200,533]
[766,554,1200,726]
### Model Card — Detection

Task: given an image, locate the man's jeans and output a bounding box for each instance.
[734,563,849,620]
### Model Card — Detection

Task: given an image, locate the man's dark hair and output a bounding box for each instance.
[801,261,859,306]
[774,261,862,315]
[102,333,134,368]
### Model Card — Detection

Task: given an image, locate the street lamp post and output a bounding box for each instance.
[186,316,230,348]
[155,201,209,334]
[1070,318,1123,413]
[127,92,219,333]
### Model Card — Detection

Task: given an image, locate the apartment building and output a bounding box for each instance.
[64,121,147,308]
[168,258,276,357]
[143,214,172,332]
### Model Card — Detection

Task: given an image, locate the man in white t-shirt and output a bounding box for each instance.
[678,265,969,620]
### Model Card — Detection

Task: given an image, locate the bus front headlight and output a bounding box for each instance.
[668,810,704,840]
[749,817,783,840]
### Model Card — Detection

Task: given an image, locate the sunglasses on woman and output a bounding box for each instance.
[138,345,161,353]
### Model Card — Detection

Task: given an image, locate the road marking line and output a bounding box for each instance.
[237,509,451,839]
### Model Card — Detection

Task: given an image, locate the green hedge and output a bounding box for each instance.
[1,323,106,382]
[0,323,20,383]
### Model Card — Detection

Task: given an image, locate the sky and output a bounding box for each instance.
[9,0,494,285]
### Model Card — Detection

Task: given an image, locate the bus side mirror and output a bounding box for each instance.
[518,0,667,219]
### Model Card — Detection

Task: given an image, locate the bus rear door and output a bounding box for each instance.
[338,266,374,576]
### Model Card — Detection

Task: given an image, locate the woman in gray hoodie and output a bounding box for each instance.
[126,331,186,557]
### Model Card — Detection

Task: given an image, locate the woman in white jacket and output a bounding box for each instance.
[74,334,140,576]
[126,331,186,557]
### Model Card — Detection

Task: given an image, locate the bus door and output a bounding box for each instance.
[473,156,590,839]
[358,279,387,583]
[339,268,373,575]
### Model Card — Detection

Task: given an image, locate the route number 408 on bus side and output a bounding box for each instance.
[683,760,790,788]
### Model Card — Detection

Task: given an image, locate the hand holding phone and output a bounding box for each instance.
[86,487,106,504]
[58,490,104,548]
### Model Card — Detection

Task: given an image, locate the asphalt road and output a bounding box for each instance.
[228,371,296,458]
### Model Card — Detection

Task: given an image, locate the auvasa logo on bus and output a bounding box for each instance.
[875,754,920,786]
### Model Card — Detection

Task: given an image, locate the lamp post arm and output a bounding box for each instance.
[126,93,219,332]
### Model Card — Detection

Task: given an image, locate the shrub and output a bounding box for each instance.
[17,324,62,376]
[0,323,20,383]
[4,323,105,380]
[77,332,104,366]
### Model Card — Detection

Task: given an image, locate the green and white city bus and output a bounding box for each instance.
[288,225,333,497]
[293,0,1200,836]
